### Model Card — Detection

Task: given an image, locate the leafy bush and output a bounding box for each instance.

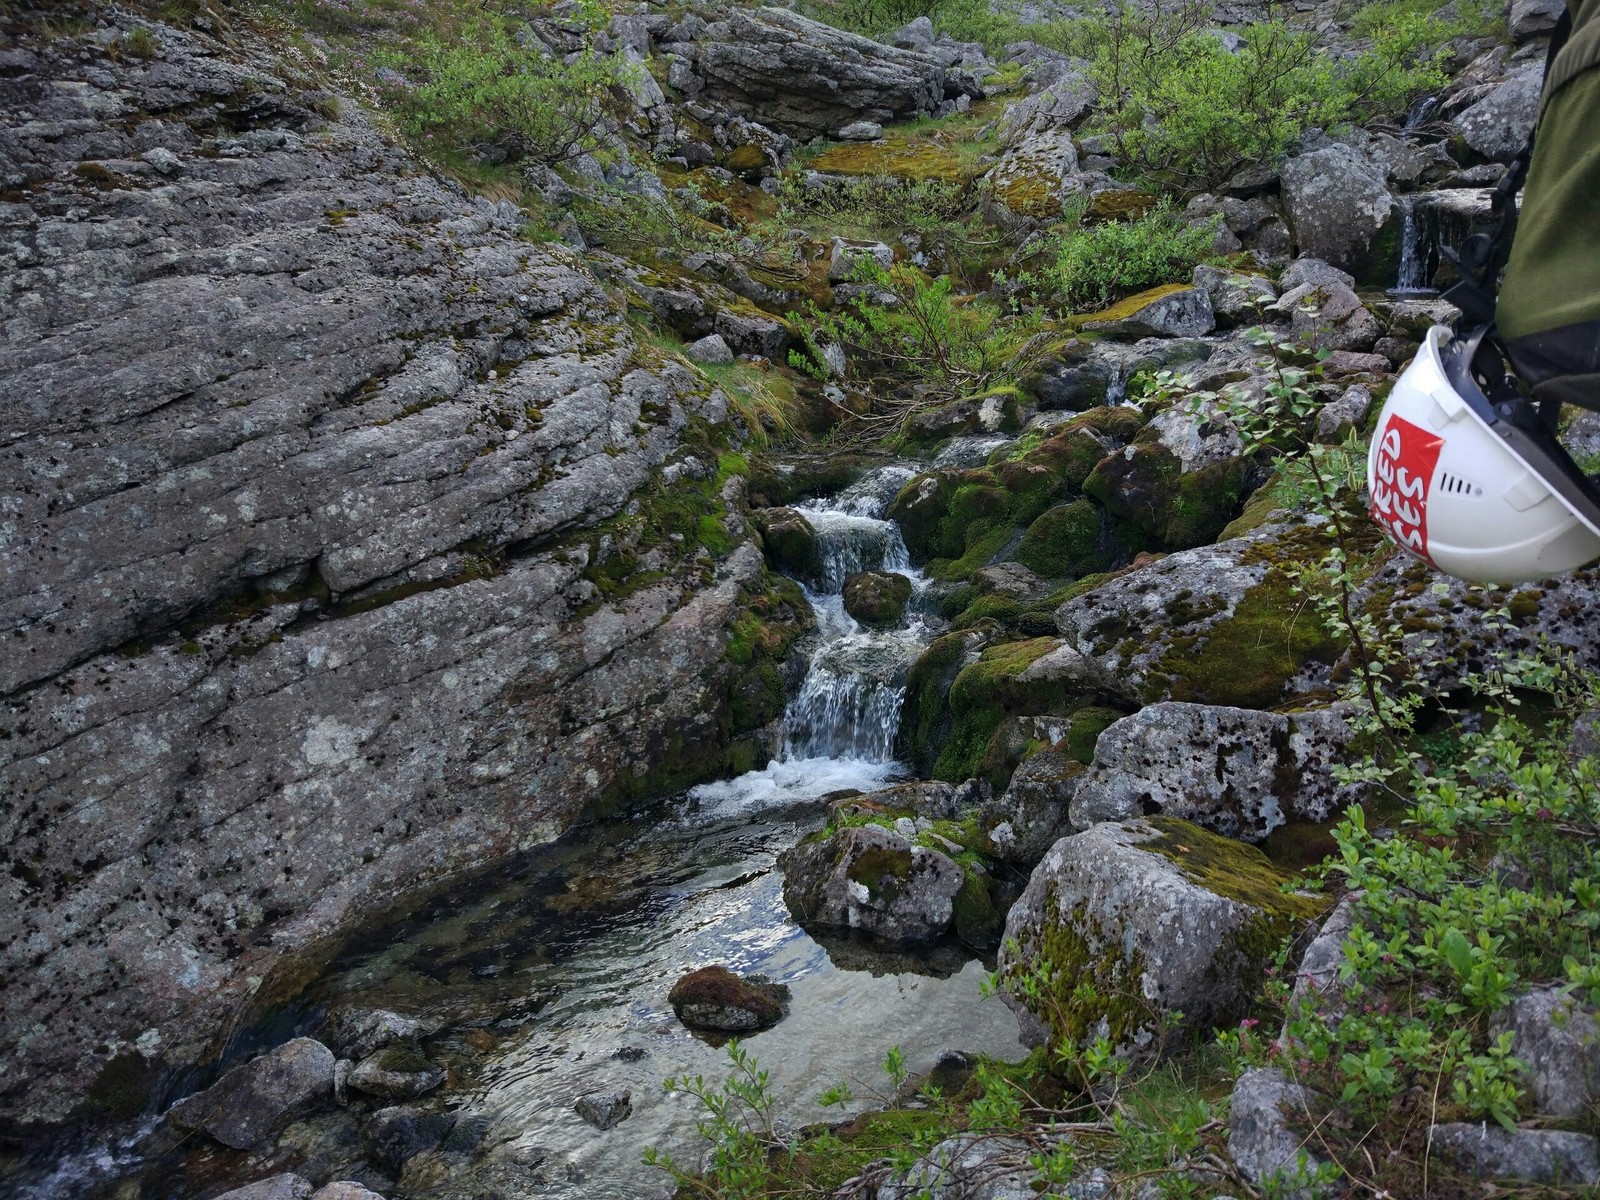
[796,0,1036,50]
[376,18,624,166]
[1045,199,1219,312]
[789,256,1053,419]
[1079,0,1452,187]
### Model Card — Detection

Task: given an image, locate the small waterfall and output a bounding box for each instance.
[1390,195,1444,296]
[1404,94,1440,132]
[690,491,932,811]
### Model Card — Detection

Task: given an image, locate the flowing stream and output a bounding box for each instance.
[11,454,1024,1200]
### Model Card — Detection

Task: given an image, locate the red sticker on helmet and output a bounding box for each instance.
[1369,414,1443,565]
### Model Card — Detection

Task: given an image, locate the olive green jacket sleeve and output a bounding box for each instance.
[1497,0,1600,341]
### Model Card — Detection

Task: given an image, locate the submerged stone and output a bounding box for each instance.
[574,1090,633,1130]
[166,1038,336,1151]
[780,825,964,944]
[843,569,913,628]
[347,1045,445,1101]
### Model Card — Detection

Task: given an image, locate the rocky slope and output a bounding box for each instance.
[0,9,807,1130]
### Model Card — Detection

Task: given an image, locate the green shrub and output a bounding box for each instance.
[1045,199,1219,312]
[789,257,1053,419]
[796,0,1036,50]
[376,19,625,166]
[1079,0,1452,187]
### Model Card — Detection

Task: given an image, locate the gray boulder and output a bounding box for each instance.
[1229,1068,1329,1198]
[836,120,884,140]
[1427,1124,1600,1185]
[987,129,1086,219]
[1278,278,1381,353]
[1511,0,1566,40]
[322,1008,441,1061]
[979,747,1085,866]
[1279,257,1355,292]
[214,1176,315,1200]
[997,819,1322,1052]
[1071,703,1366,840]
[877,1132,1110,1200]
[166,1038,336,1150]
[1279,143,1397,278]
[574,1090,633,1130]
[1054,521,1342,710]
[1191,265,1277,329]
[688,8,944,139]
[1283,894,1361,1036]
[714,308,790,360]
[1080,287,1215,339]
[686,333,735,364]
[311,1186,387,1200]
[347,1046,445,1101]
[1315,384,1373,439]
[779,825,964,944]
[996,73,1096,145]
[1454,62,1544,161]
[1490,987,1600,1118]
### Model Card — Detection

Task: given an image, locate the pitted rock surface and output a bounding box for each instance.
[0,17,773,1126]
[1071,702,1367,840]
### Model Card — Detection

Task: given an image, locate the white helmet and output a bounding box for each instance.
[1367,324,1600,585]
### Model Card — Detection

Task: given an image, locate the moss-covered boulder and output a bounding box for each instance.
[997,818,1325,1053]
[751,506,823,584]
[668,966,791,1032]
[843,570,913,628]
[1083,394,1256,551]
[1015,500,1125,579]
[779,825,964,945]
[929,637,1099,783]
[348,1043,445,1101]
[1054,520,1349,710]
[1071,702,1370,841]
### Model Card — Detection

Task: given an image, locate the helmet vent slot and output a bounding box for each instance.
[1437,472,1481,497]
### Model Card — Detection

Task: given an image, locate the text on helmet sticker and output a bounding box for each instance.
[1370,413,1442,566]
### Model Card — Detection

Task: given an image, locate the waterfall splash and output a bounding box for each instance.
[690,470,932,815]
[1391,197,1437,295]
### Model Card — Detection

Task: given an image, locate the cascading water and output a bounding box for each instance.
[690,463,936,811]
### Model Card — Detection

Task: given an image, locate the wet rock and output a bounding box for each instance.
[1229,1068,1329,1198]
[167,1039,336,1151]
[574,1090,633,1130]
[973,562,1046,598]
[843,570,913,628]
[752,507,824,584]
[1489,987,1600,1117]
[979,747,1085,866]
[668,965,792,1032]
[685,333,735,364]
[779,825,964,944]
[1079,286,1216,340]
[840,779,966,820]
[1191,265,1277,329]
[363,1105,458,1171]
[214,1176,315,1200]
[687,9,944,139]
[311,1185,387,1200]
[998,818,1322,1052]
[1279,143,1398,279]
[1426,1124,1600,1185]
[347,1045,445,1101]
[323,1009,442,1062]
[1070,702,1367,841]
[1453,62,1544,161]
[1279,277,1382,353]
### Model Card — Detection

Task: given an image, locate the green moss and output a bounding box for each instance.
[79,1052,162,1122]
[1141,818,1324,920]
[897,629,990,774]
[1065,705,1124,764]
[929,524,1013,583]
[936,638,1082,781]
[1070,283,1193,328]
[952,870,1002,947]
[1015,500,1104,578]
[847,844,915,896]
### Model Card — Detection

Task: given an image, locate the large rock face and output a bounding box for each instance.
[0,16,793,1127]
[683,7,945,139]
[1279,143,1398,281]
